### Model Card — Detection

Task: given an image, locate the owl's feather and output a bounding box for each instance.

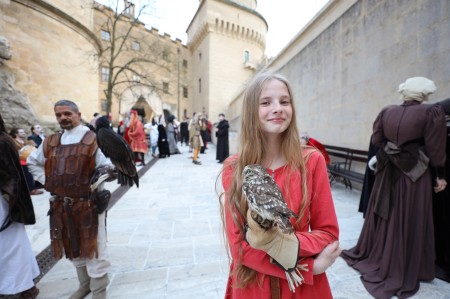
[242,164,297,234]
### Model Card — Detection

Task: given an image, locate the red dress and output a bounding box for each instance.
[222,149,339,299]
[128,119,148,154]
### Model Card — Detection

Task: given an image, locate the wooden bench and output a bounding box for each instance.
[323,144,369,190]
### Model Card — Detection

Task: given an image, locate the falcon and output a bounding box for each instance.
[242,164,297,234]
[95,116,139,187]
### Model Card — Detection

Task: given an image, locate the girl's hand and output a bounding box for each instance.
[313,241,341,275]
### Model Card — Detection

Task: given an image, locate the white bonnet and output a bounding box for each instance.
[398,77,436,102]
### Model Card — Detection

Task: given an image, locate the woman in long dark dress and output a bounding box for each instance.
[433,98,450,282]
[341,77,447,299]
[157,124,170,158]
[358,136,378,217]
[215,113,229,163]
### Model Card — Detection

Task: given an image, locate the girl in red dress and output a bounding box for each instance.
[220,72,340,299]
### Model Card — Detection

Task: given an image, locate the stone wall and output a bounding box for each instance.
[273,0,450,150]
[0,66,38,131]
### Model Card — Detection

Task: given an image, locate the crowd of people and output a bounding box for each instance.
[115,110,230,165]
[0,101,231,298]
[1,73,449,299]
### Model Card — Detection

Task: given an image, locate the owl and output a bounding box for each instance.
[242,164,297,234]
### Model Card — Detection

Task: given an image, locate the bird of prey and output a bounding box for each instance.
[242,164,297,234]
[95,116,139,187]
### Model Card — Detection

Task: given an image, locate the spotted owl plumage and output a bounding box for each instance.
[242,164,297,234]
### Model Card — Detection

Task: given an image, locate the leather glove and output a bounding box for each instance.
[92,165,117,184]
[101,165,118,182]
[245,209,299,272]
[95,189,111,214]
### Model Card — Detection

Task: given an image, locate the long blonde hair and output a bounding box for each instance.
[220,72,308,287]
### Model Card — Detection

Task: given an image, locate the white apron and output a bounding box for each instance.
[0,193,39,294]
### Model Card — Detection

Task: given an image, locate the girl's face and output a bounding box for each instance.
[258,79,292,137]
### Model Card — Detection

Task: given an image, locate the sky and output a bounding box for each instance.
[99,0,330,57]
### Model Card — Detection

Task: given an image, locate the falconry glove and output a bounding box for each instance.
[245,209,299,272]
[246,209,306,292]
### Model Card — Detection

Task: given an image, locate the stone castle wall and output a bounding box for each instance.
[273,0,450,150]
[0,0,100,128]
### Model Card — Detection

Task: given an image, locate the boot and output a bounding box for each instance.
[19,286,39,299]
[69,266,91,299]
[90,274,109,299]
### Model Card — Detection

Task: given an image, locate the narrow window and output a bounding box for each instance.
[183,86,188,98]
[132,41,140,51]
[101,30,110,41]
[101,99,107,112]
[101,67,109,82]
[163,82,169,94]
[198,78,201,93]
[124,0,135,16]
[244,50,250,63]
[183,59,188,68]
[162,51,168,61]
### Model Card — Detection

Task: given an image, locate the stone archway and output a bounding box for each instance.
[119,85,163,123]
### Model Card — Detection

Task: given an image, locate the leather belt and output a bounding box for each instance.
[270,276,280,299]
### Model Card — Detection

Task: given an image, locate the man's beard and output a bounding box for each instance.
[59,121,74,130]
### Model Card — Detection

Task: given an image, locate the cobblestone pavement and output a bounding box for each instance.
[25,144,450,298]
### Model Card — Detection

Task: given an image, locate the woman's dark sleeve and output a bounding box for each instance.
[425,104,446,178]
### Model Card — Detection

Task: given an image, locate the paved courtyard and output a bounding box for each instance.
[24,144,450,298]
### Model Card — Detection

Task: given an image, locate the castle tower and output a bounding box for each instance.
[186,0,267,120]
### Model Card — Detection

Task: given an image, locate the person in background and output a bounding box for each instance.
[167,115,180,155]
[144,118,159,159]
[157,123,170,158]
[433,98,450,282]
[180,118,189,146]
[300,132,330,165]
[358,135,379,217]
[89,112,100,128]
[27,100,113,299]
[28,124,45,148]
[0,114,40,299]
[215,113,229,163]
[189,113,202,165]
[9,128,42,196]
[200,117,210,154]
[220,72,340,298]
[341,77,447,298]
[128,110,148,166]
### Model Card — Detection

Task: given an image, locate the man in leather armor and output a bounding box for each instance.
[28,100,112,299]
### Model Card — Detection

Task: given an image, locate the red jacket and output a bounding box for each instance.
[222,149,339,298]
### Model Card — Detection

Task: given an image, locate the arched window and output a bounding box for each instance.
[243,50,250,63]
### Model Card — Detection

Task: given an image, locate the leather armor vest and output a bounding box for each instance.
[44,130,98,198]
